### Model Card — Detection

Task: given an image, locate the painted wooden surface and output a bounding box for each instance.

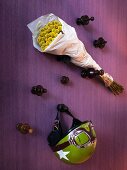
[0,0,127,170]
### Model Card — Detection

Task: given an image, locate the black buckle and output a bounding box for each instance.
[53,120,60,131]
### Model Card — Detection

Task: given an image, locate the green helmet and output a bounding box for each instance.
[47,104,97,164]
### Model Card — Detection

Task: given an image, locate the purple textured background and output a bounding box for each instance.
[0,0,127,170]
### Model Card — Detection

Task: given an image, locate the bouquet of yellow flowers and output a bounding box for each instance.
[28,13,124,95]
[37,20,62,51]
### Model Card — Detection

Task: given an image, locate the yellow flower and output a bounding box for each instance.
[55,29,59,34]
[39,31,45,37]
[45,41,50,46]
[44,25,48,30]
[54,24,59,29]
[51,21,55,25]
[54,20,59,25]
[48,32,54,38]
[52,28,56,33]
[41,46,45,51]
[39,27,44,32]
[37,36,42,43]
[47,28,52,33]
[47,22,52,27]
[38,41,44,46]
[45,37,49,42]
[58,22,62,26]
[42,37,46,42]
[49,25,54,29]
[58,26,62,31]
[37,20,62,49]
[45,34,50,39]
[48,37,52,42]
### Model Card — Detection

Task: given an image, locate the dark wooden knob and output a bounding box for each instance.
[57,104,69,112]
[81,68,104,79]
[86,68,97,78]
[76,15,94,25]
[93,37,107,49]
[99,69,104,75]
[56,55,71,64]
[31,85,47,96]
[16,123,33,134]
[60,76,69,84]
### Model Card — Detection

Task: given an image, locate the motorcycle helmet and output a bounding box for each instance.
[47,104,97,164]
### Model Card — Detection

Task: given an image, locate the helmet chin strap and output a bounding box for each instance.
[54,104,82,131]
[47,104,81,147]
[52,104,73,131]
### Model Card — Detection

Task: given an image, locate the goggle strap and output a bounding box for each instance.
[51,141,70,152]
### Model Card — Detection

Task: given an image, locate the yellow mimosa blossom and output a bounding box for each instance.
[37,20,62,51]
